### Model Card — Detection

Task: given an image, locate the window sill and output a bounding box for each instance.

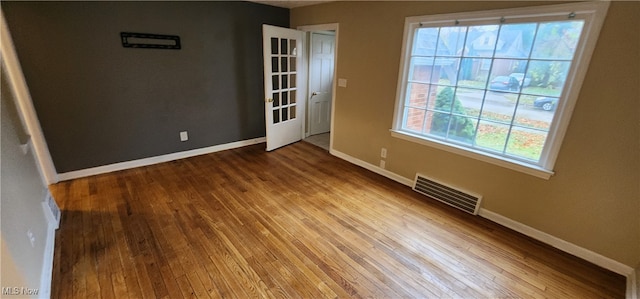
[390,130,554,180]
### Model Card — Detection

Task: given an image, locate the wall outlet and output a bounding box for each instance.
[379,160,386,169]
[381,148,387,158]
[338,78,347,87]
[180,131,188,142]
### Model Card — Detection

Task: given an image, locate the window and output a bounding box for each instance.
[392,2,609,179]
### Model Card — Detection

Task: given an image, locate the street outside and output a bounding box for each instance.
[456,91,554,124]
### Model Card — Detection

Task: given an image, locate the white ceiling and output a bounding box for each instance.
[250,0,334,9]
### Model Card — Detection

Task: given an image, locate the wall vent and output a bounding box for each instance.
[45,191,61,229]
[413,174,482,215]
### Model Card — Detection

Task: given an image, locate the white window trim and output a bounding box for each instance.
[391,2,610,180]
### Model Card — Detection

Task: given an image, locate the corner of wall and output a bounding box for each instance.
[628,263,639,299]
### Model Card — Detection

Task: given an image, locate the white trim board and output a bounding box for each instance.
[476,209,634,277]
[328,148,635,290]
[1,11,58,185]
[329,149,413,187]
[628,269,638,299]
[297,23,339,154]
[57,137,266,181]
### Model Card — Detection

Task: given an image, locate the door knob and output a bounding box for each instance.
[266,98,274,103]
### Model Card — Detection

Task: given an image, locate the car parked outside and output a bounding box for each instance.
[510,73,531,87]
[533,97,558,111]
[489,76,520,91]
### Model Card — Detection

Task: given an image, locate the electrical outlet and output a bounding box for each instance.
[338,78,347,87]
[380,160,386,169]
[27,229,35,248]
[381,148,387,158]
[180,131,188,142]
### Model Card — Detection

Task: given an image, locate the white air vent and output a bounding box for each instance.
[413,174,482,215]
[45,191,60,229]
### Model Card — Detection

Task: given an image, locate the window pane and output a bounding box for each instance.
[273,109,280,123]
[447,117,477,145]
[488,63,521,93]
[494,23,537,59]
[427,111,451,138]
[430,86,455,113]
[281,57,288,72]
[290,74,297,88]
[406,82,431,108]
[282,91,289,105]
[413,27,439,56]
[480,91,517,124]
[506,126,548,161]
[273,92,280,107]
[290,57,297,71]
[282,107,289,121]
[272,57,278,73]
[457,58,492,88]
[475,120,509,152]
[489,58,528,83]
[281,39,288,55]
[523,60,571,96]
[289,39,297,56]
[272,75,279,90]
[454,87,483,118]
[290,90,296,104]
[409,57,437,83]
[435,57,461,85]
[290,105,296,119]
[271,38,278,55]
[531,21,584,60]
[404,107,426,132]
[467,25,500,58]
[514,95,555,130]
[436,26,467,56]
[281,75,288,89]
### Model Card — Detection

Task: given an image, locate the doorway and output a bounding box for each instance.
[299,24,338,152]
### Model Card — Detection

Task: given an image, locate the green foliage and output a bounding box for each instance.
[430,87,475,143]
[527,21,583,88]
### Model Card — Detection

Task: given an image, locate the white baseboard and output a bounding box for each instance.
[329,149,413,186]
[57,137,266,181]
[329,148,636,296]
[477,209,634,277]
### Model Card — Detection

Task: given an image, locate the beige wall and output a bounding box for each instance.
[292,1,639,268]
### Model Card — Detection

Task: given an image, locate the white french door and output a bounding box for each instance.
[262,25,304,151]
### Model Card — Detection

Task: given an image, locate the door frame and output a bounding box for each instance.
[1,11,58,184]
[297,23,339,152]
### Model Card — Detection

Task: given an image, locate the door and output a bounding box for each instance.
[263,25,304,151]
[308,33,335,136]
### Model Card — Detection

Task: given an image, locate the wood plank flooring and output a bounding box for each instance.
[49,141,626,298]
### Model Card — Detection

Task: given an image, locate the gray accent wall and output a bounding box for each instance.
[2,1,289,173]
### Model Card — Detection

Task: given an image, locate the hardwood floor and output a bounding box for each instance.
[49,142,625,298]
